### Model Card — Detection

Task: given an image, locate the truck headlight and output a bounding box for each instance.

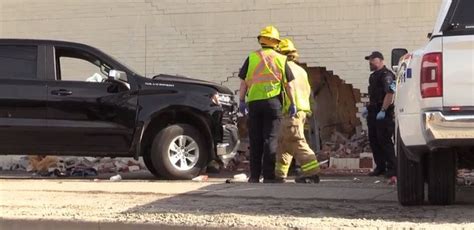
[211,93,233,106]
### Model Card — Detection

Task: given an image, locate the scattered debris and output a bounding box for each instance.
[319,159,329,166]
[28,156,59,173]
[457,169,474,186]
[0,156,147,177]
[374,180,381,184]
[0,156,29,171]
[387,176,397,185]
[128,165,140,172]
[192,175,208,182]
[353,177,361,183]
[321,131,370,160]
[109,174,122,181]
[233,173,247,181]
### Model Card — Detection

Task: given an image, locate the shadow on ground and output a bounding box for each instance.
[123,182,474,226]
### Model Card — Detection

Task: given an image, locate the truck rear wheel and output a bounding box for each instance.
[397,131,425,206]
[150,124,208,180]
[427,150,456,205]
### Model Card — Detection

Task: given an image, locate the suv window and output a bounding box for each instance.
[55,48,112,83]
[0,45,38,80]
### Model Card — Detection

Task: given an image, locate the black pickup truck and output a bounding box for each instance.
[0,39,238,179]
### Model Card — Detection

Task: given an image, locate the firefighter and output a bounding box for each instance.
[274,38,320,183]
[364,51,397,179]
[238,26,296,183]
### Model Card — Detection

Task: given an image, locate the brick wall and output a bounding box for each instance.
[0,0,441,92]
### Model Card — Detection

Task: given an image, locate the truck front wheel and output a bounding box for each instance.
[397,131,425,206]
[150,124,208,180]
[427,150,456,205]
[143,150,161,178]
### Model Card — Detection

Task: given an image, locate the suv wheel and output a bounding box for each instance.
[397,131,425,206]
[427,149,456,205]
[150,124,208,180]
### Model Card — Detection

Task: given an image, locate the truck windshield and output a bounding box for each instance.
[443,0,474,33]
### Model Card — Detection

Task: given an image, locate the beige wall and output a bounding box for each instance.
[0,0,441,92]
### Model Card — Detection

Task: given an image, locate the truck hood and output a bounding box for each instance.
[151,74,233,94]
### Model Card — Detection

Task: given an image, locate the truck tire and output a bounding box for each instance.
[427,150,456,205]
[143,151,160,178]
[397,132,425,206]
[150,124,208,180]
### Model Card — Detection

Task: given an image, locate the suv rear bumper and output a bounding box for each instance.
[423,111,474,147]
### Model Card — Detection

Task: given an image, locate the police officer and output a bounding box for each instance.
[274,38,320,183]
[364,51,397,178]
[238,26,296,183]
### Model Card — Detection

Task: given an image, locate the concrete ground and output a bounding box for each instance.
[0,171,473,229]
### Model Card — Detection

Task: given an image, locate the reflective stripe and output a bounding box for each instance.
[301,160,319,172]
[245,74,281,86]
[276,162,290,172]
[245,49,287,103]
[246,51,282,87]
[253,51,282,79]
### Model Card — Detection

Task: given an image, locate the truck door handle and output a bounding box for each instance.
[51,89,73,96]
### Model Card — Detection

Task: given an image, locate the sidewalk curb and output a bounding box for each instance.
[0,218,217,230]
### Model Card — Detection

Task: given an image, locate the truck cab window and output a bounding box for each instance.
[0,45,37,80]
[55,48,112,83]
[58,56,108,82]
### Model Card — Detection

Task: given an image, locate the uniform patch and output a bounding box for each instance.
[390,81,397,92]
[406,68,412,79]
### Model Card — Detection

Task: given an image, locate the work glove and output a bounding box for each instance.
[289,104,297,118]
[361,107,368,119]
[376,110,386,120]
[239,100,247,115]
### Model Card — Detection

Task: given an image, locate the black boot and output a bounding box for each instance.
[295,175,320,184]
[368,168,386,177]
[248,177,260,183]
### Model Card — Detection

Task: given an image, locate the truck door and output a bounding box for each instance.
[0,44,50,153]
[442,0,474,108]
[45,46,138,154]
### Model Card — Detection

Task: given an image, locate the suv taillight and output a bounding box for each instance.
[420,52,443,98]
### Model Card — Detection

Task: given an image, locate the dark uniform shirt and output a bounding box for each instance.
[368,66,395,108]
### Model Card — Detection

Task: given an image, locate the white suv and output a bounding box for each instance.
[393,0,474,206]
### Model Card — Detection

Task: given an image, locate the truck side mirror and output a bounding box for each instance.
[108,70,128,82]
[108,70,130,90]
[391,48,408,71]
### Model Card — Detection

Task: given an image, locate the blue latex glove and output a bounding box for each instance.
[361,107,368,119]
[376,110,386,120]
[239,100,247,115]
[289,104,297,118]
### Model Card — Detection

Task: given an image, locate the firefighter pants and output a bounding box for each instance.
[275,111,320,178]
[248,96,282,180]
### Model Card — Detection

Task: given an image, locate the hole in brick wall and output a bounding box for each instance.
[300,63,363,143]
